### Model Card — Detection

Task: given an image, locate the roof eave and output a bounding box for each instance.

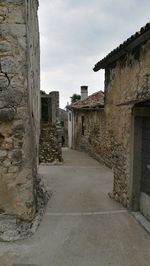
[93,28,150,72]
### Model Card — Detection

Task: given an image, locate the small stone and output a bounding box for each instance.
[0,150,7,158]
[0,41,11,53]
[8,166,18,173]
[0,7,8,17]
[8,149,22,165]
[3,159,11,167]
[4,137,13,144]
[0,16,4,23]
[1,56,15,74]
[12,122,24,133]
[1,142,14,150]
[0,167,7,174]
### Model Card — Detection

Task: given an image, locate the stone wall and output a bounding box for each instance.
[39,123,62,164]
[0,0,40,221]
[104,40,150,207]
[73,109,112,167]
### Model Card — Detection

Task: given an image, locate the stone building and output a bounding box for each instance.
[67,87,112,166]
[94,22,150,220]
[40,91,59,124]
[40,91,62,163]
[0,0,40,224]
[67,86,89,148]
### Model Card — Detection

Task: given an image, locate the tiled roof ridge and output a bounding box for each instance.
[70,90,103,106]
[94,22,150,71]
[67,90,104,109]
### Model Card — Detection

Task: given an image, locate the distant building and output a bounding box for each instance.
[67,87,110,166]
[40,91,59,124]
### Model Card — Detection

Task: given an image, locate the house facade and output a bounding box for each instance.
[67,88,112,167]
[94,22,150,220]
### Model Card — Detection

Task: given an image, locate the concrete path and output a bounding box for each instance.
[0,148,150,266]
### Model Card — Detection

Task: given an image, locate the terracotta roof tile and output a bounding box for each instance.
[67,91,104,110]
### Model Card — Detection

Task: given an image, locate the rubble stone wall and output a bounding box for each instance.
[104,40,150,207]
[73,109,112,167]
[39,123,62,164]
[0,0,40,221]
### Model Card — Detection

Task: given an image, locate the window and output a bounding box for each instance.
[81,116,85,136]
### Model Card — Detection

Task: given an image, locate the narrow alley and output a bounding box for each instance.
[0,149,150,266]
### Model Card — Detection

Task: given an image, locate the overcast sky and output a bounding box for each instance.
[38,0,150,108]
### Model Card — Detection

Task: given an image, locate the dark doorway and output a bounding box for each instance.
[131,100,150,221]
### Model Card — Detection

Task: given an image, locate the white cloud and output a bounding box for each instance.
[38,0,150,108]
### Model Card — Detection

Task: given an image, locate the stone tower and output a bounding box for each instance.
[0,0,40,221]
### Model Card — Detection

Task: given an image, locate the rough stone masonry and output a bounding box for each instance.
[94,23,150,209]
[0,0,40,223]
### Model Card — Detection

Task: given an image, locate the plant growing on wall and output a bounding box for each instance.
[70,94,81,103]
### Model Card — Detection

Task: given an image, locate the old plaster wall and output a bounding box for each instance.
[0,0,40,221]
[105,40,150,207]
[73,109,112,167]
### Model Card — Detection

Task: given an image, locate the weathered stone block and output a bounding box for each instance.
[0,88,23,109]
[8,166,19,173]
[8,149,22,165]
[1,56,15,73]
[0,107,15,121]
[0,16,3,23]
[0,40,11,52]
[0,150,7,158]
[1,142,14,150]
[0,7,8,17]
[3,159,11,167]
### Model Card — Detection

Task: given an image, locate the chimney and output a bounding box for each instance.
[81,86,88,100]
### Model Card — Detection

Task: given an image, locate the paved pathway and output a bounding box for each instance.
[0,148,150,266]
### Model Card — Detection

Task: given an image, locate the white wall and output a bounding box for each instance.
[68,110,73,148]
